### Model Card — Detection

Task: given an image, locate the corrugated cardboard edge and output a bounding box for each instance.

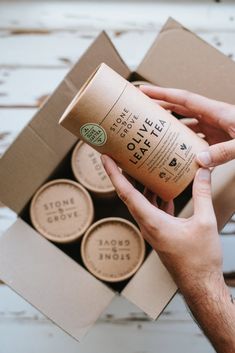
[0,219,115,341]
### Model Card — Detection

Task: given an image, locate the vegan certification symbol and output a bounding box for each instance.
[169,157,177,167]
[80,123,107,146]
[159,172,166,179]
[180,143,187,150]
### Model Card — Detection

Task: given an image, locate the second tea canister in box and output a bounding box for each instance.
[30,179,94,243]
[72,141,116,198]
[81,217,145,282]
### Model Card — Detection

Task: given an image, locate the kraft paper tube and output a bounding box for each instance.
[59,63,208,201]
[71,141,116,199]
[81,217,145,282]
[30,179,94,243]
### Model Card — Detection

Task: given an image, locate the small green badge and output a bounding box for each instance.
[80,123,107,146]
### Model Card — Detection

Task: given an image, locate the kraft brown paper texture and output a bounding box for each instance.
[60,63,208,201]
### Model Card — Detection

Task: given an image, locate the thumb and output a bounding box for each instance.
[192,168,215,219]
[196,139,235,167]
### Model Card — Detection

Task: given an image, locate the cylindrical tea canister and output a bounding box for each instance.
[59,63,208,201]
[71,141,116,198]
[30,179,94,243]
[81,217,145,282]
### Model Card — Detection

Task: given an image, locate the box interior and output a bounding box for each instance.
[19,142,153,293]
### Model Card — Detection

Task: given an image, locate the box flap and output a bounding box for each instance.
[180,159,235,230]
[0,219,115,341]
[122,251,177,319]
[137,17,235,103]
[0,31,130,214]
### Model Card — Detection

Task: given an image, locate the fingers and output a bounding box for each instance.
[143,187,158,207]
[153,99,197,119]
[101,155,159,223]
[196,139,235,167]
[121,170,136,187]
[180,118,202,134]
[139,85,228,123]
[161,199,175,216]
[192,168,215,220]
[143,187,175,215]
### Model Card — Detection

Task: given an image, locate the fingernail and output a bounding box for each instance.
[228,126,235,138]
[139,85,150,90]
[198,168,211,181]
[197,151,212,167]
[100,154,106,166]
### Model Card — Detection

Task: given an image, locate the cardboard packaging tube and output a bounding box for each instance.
[59,63,208,201]
[71,141,116,199]
[81,217,145,282]
[30,179,94,243]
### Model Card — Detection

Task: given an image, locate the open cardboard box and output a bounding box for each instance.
[0,18,235,341]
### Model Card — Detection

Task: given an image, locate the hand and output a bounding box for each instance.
[139,86,235,168]
[101,155,222,290]
[101,154,235,353]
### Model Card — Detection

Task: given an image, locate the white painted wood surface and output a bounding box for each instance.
[0,1,235,352]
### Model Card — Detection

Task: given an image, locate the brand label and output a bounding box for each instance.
[43,197,79,224]
[97,238,131,261]
[80,123,107,146]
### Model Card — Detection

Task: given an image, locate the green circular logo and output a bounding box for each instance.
[80,123,107,146]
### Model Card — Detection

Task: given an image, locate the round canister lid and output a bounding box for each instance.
[30,179,94,243]
[81,217,145,282]
[72,141,115,196]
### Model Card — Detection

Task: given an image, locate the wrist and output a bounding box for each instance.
[177,270,235,353]
[177,270,231,307]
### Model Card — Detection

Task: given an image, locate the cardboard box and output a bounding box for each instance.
[0,18,235,341]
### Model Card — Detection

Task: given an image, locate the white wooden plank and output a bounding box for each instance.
[0,31,235,68]
[0,31,93,68]
[0,2,235,32]
[0,109,36,155]
[0,67,68,106]
[1,31,235,107]
[0,284,219,353]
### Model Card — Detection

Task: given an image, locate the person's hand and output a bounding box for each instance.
[102,155,235,353]
[139,86,235,168]
[101,155,223,292]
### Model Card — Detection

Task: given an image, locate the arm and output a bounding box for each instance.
[180,271,234,353]
[101,155,235,353]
